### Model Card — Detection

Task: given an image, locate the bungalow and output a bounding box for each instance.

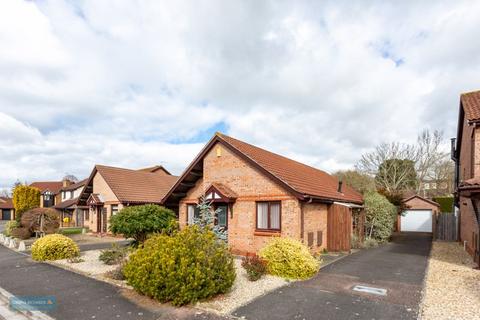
[452,89,480,266]
[78,165,178,233]
[163,133,364,255]
[54,179,88,227]
[0,197,15,221]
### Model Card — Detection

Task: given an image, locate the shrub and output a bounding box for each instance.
[67,257,85,263]
[241,256,267,281]
[259,238,319,280]
[31,234,80,261]
[10,227,31,240]
[350,233,363,249]
[99,244,127,265]
[21,208,60,234]
[364,191,397,242]
[363,237,379,248]
[4,221,20,237]
[106,263,126,281]
[123,226,235,306]
[12,184,40,222]
[109,204,177,244]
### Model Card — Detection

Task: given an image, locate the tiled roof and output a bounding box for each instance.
[402,194,440,207]
[30,181,63,194]
[461,90,480,121]
[60,179,87,192]
[137,165,172,175]
[218,134,363,204]
[96,165,179,203]
[209,182,238,199]
[54,198,79,209]
[0,197,14,209]
[164,133,363,204]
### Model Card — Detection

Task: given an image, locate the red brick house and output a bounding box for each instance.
[30,180,66,208]
[453,90,480,266]
[78,165,177,233]
[163,133,364,255]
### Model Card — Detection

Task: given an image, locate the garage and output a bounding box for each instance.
[401,210,433,232]
[399,195,440,233]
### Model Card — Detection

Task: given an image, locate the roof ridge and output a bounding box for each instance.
[461,89,480,96]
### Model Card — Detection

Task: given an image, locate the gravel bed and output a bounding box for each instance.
[50,250,117,276]
[421,242,480,320]
[196,259,288,315]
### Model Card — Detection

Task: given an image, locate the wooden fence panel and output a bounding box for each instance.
[435,213,457,241]
[327,204,351,252]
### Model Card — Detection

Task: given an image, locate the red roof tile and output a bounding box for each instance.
[164,133,363,204]
[60,179,87,192]
[461,90,480,122]
[0,197,14,209]
[54,198,79,210]
[30,181,63,194]
[95,165,178,204]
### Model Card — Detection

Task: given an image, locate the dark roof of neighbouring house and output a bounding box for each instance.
[163,133,363,205]
[30,181,63,194]
[461,90,480,122]
[0,197,14,209]
[80,165,178,204]
[402,194,441,207]
[54,198,79,210]
[60,179,87,192]
[137,165,172,175]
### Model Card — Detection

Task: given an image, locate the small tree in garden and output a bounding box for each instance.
[194,196,227,241]
[109,204,177,245]
[364,191,397,242]
[12,184,40,222]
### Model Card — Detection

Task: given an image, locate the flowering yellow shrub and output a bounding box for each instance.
[31,234,80,261]
[259,237,320,280]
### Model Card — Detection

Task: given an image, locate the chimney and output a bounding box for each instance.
[63,179,73,188]
[338,180,343,193]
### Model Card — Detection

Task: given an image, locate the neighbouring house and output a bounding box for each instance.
[452,89,480,266]
[418,179,453,198]
[163,133,364,256]
[54,179,88,227]
[399,195,440,233]
[77,165,178,233]
[0,197,15,221]
[30,180,68,208]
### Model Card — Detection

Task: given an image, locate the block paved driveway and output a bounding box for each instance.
[234,233,432,320]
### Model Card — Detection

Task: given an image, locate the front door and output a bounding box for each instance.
[214,204,228,230]
[102,207,107,232]
[96,206,103,232]
[76,209,84,227]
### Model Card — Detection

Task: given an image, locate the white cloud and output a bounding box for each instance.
[0,0,479,190]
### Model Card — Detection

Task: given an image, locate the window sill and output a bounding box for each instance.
[254,230,281,237]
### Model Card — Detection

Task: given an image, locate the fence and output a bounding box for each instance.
[434,212,457,241]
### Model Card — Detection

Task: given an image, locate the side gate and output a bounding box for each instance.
[434,212,458,241]
[327,204,352,252]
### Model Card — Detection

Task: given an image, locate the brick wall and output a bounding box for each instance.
[302,203,328,253]
[83,172,122,232]
[459,196,479,256]
[179,142,303,255]
[459,117,475,181]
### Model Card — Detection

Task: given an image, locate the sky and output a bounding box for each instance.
[0,0,479,191]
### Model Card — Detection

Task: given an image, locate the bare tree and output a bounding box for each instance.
[62,174,79,182]
[415,129,448,188]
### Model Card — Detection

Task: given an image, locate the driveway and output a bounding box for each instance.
[234,233,432,320]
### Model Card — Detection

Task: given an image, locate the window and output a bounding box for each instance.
[187,204,200,225]
[423,183,430,190]
[256,201,281,231]
[85,210,90,220]
[70,191,74,199]
[111,204,119,216]
[431,183,437,189]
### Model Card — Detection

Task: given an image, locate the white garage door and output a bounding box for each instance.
[401,210,432,232]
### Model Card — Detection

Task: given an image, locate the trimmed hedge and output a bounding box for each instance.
[123,226,235,306]
[259,237,319,280]
[433,196,454,213]
[31,234,80,261]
